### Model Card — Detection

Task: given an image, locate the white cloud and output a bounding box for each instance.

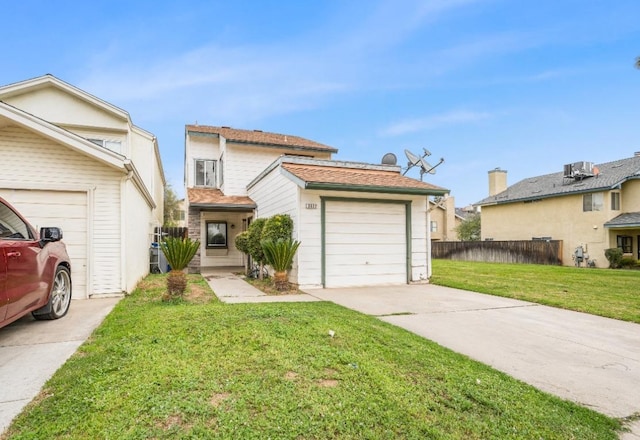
[381,110,492,136]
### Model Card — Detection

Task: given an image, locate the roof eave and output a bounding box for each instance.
[305,182,449,196]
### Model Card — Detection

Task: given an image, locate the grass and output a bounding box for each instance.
[431,259,640,323]
[3,274,623,439]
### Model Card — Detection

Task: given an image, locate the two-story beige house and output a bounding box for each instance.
[476,154,640,266]
[185,125,448,288]
[0,75,164,298]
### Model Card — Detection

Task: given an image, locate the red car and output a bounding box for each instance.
[0,196,72,329]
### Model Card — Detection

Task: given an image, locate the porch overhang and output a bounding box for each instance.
[604,212,640,229]
[187,187,256,212]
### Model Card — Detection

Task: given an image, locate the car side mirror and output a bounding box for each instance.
[40,227,63,242]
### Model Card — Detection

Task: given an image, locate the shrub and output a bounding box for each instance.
[262,214,294,242]
[235,231,250,255]
[620,257,638,269]
[246,218,268,277]
[159,237,200,298]
[604,248,623,269]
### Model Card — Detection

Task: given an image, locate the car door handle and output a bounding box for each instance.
[7,251,21,258]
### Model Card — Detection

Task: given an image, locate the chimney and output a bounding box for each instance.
[488,168,507,196]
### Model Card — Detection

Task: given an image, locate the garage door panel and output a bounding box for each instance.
[0,189,88,299]
[325,201,407,288]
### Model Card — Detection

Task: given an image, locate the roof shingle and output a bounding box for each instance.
[187,188,256,208]
[186,125,338,153]
[476,156,640,205]
[281,162,447,194]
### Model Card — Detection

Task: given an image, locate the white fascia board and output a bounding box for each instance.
[124,160,157,209]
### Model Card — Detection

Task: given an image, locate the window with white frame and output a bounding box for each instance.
[206,221,227,248]
[219,155,224,187]
[88,138,122,154]
[430,221,438,232]
[611,192,621,211]
[582,192,603,212]
[195,159,216,187]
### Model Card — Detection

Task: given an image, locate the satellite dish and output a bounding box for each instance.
[381,152,397,165]
[419,157,436,175]
[404,149,421,166]
[403,148,445,179]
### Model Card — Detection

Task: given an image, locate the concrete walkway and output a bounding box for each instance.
[202,267,320,304]
[307,284,640,439]
[0,297,121,435]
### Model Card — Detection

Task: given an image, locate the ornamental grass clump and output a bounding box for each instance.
[261,238,300,290]
[159,236,200,299]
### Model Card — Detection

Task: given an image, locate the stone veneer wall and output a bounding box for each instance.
[188,206,201,273]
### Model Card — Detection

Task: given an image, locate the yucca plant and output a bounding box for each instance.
[261,238,301,291]
[159,236,200,298]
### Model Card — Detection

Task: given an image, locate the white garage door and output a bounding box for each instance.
[0,189,88,299]
[325,200,407,287]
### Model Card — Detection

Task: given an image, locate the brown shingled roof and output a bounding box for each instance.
[281,163,447,193]
[187,188,256,208]
[186,125,338,153]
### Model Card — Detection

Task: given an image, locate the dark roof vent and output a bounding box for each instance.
[253,129,263,132]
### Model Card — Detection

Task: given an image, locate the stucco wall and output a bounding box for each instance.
[481,191,624,266]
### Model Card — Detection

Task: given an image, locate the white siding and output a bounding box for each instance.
[224,145,287,196]
[3,87,128,131]
[185,135,220,188]
[247,167,300,280]
[124,180,158,292]
[0,125,123,296]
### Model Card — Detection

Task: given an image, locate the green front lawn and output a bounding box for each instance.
[3,275,622,439]
[431,259,640,323]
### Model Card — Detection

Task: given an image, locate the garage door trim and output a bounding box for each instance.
[320,197,412,288]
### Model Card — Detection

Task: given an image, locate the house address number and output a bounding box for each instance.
[305,203,318,209]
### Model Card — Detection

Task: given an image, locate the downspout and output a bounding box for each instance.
[121,171,134,293]
[426,197,432,279]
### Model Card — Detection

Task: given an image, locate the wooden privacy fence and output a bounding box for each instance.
[432,240,563,265]
[154,226,188,241]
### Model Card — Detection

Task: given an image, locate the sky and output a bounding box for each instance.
[2,0,639,207]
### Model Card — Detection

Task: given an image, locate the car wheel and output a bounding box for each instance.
[33,266,72,320]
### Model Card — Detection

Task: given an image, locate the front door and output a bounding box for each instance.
[637,236,640,260]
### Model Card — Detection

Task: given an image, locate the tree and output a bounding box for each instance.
[636,56,640,69]
[262,238,301,290]
[163,183,182,227]
[455,213,481,241]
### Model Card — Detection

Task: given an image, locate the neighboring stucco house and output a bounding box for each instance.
[185,125,448,288]
[0,75,164,298]
[428,195,466,241]
[475,155,640,266]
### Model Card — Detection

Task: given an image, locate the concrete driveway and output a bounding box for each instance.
[0,297,120,434]
[308,284,640,437]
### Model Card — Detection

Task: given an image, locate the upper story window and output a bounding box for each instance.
[195,159,216,187]
[611,192,621,211]
[582,193,603,212]
[430,221,438,232]
[88,138,122,154]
